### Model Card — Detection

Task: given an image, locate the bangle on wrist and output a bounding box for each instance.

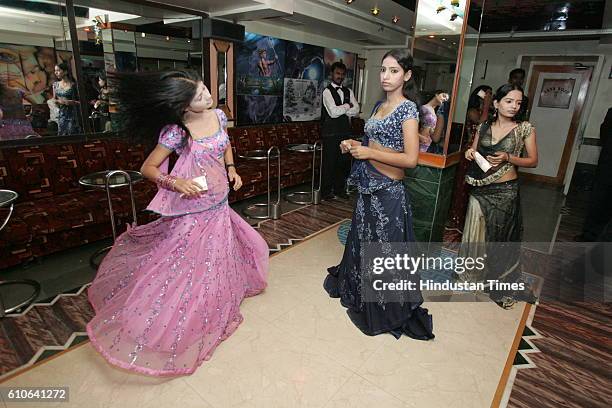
[225,163,235,169]
[156,173,177,191]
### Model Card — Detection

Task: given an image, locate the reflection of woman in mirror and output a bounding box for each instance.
[418,90,448,152]
[0,82,39,140]
[447,85,493,229]
[460,84,538,308]
[53,62,81,135]
[467,85,493,132]
[257,49,277,77]
[91,72,111,132]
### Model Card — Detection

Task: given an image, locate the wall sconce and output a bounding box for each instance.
[371,6,380,16]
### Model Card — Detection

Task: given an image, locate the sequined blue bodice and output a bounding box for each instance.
[364,100,419,152]
[347,100,419,194]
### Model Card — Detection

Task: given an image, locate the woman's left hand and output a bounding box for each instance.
[486,151,509,166]
[348,145,372,160]
[228,168,242,190]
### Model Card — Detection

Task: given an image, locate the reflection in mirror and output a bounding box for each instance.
[71,0,201,135]
[0,0,76,140]
[0,0,201,141]
[446,0,486,155]
[217,51,227,106]
[411,0,466,155]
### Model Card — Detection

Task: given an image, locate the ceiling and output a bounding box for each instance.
[477,0,606,33]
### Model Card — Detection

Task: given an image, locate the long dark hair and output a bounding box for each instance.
[467,85,492,111]
[111,69,201,141]
[492,83,524,123]
[381,49,421,106]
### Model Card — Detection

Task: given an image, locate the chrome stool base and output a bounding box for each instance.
[90,245,112,269]
[243,202,281,220]
[0,279,41,317]
[285,191,312,205]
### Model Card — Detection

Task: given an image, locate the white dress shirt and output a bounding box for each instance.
[322,83,360,119]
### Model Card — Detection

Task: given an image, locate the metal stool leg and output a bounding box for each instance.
[90,170,138,269]
[243,147,281,220]
[312,140,322,205]
[269,146,281,219]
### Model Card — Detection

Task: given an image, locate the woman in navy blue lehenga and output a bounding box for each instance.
[324,49,434,340]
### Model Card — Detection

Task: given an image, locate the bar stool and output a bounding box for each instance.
[0,189,41,317]
[284,141,323,205]
[238,147,281,220]
[79,170,142,268]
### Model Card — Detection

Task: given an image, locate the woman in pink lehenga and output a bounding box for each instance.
[86,70,268,376]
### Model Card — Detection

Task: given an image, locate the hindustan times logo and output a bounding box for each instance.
[372,254,487,275]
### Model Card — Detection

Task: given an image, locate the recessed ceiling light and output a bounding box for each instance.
[428,35,435,38]
[371,6,380,16]
[392,16,399,24]
[442,38,446,41]
[187,39,191,43]
[165,36,170,41]
[141,32,146,37]
[345,0,355,4]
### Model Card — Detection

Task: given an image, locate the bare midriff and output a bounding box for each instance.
[367,139,405,180]
[494,166,517,183]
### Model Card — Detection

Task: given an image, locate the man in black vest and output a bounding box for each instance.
[321,61,360,199]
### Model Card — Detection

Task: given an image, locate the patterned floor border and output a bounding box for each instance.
[498,303,545,408]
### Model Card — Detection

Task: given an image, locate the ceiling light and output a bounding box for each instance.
[141,32,146,37]
[165,36,170,41]
[392,15,399,24]
[345,0,355,4]
[371,6,380,16]
[187,39,191,43]
[442,38,446,41]
[29,19,37,23]
[428,35,435,38]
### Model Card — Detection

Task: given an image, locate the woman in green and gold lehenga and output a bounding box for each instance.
[458,84,538,308]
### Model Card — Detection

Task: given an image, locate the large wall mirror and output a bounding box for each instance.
[0,0,203,144]
[411,0,485,157]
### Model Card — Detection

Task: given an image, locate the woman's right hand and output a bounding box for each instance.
[465,148,476,161]
[340,139,359,153]
[174,178,203,198]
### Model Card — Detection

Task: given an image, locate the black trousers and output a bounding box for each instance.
[581,167,612,241]
[321,134,351,196]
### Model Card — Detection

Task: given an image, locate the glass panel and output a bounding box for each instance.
[446,0,486,155]
[0,0,70,141]
[412,0,467,155]
[217,50,227,106]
